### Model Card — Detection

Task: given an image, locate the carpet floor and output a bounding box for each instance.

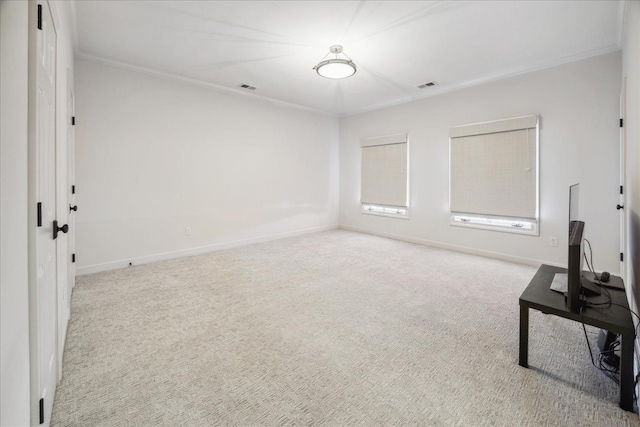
[52,230,638,426]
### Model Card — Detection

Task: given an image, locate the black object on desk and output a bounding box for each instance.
[519,264,634,412]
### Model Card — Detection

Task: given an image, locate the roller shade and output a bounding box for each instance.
[361,133,408,207]
[449,115,538,138]
[450,116,537,219]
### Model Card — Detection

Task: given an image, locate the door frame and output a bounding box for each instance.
[55,70,70,383]
[66,72,76,295]
[620,78,627,282]
[64,70,75,328]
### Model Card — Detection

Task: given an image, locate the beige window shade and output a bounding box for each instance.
[361,134,408,207]
[449,115,538,138]
[361,133,407,147]
[450,116,537,219]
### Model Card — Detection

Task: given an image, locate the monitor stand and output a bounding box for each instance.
[581,275,602,296]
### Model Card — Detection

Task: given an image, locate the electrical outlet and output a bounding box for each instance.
[549,237,558,247]
[185,227,191,236]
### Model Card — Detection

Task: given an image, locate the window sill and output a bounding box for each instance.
[362,204,409,219]
[450,214,538,236]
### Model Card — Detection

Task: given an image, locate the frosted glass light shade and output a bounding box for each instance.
[315,59,357,79]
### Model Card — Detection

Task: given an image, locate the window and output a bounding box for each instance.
[449,115,538,234]
[360,133,408,218]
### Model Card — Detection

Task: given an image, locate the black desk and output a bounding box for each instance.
[519,264,634,412]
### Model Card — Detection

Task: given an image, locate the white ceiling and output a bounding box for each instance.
[72,1,622,116]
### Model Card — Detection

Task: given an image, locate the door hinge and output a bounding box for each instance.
[620,185,624,195]
[37,202,42,227]
[621,253,624,262]
[39,398,44,424]
[620,118,624,128]
[71,116,75,126]
[37,4,42,30]
[71,185,75,194]
[72,253,76,263]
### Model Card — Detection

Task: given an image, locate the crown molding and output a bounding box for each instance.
[75,42,619,120]
[75,52,337,117]
[341,44,621,118]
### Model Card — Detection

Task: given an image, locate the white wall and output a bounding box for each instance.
[339,52,622,273]
[622,1,639,316]
[75,58,339,274]
[1,1,31,425]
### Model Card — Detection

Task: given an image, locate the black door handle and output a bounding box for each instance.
[53,220,69,240]
[617,204,624,210]
[69,205,78,212]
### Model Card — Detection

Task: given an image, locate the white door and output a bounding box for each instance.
[35,2,59,424]
[67,79,76,299]
[619,78,627,281]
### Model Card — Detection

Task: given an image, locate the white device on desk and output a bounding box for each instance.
[550,273,568,293]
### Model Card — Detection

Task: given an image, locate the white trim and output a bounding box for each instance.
[450,214,538,236]
[361,204,410,219]
[617,0,629,48]
[339,224,554,268]
[449,114,537,138]
[67,0,79,52]
[75,53,336,117]
[340,45,620,118]
[27,3,40,424]
[76,224,338,276]
[361,133,407,147]
[535,118,540,235]
[48,0,60,31]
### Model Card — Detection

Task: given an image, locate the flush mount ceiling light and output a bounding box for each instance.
[313,45,357,79]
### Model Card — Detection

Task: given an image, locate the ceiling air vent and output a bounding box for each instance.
[239,84,257,90]
[417,82,437,89]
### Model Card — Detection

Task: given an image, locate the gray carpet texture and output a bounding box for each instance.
[52,230,639,426]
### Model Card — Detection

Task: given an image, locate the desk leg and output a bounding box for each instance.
[519,304,529,368]
[619,331,634,412]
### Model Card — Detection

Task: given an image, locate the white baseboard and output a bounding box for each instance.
[76,224,338,276]
[339,224,556,268]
